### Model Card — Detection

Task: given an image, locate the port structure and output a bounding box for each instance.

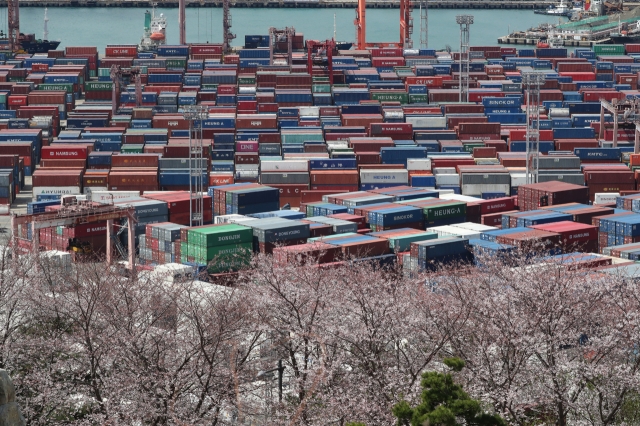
[307,39,335,85]
[420,0,427,48]
[269,26,295,65]
[456,14,473,103]
[354,0,412,49]
[223,0,236,53]
[182,105,208,228]
[179,0,186,44]
[10,200,137,269]
[523,72,546,185]
[7,0,19,52]
[110,65,142,116]
[600,98,640,149]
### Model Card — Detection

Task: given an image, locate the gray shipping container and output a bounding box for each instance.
[159,158,209,169]
[342,195,395,208]
[460,173,511,185]
[533,156,581,170]
[307,217,358,234]
[260,172,310,185]
[537,173,585,185]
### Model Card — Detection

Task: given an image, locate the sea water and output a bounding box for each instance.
[12,7,567,51]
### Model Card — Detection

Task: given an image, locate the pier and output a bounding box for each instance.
[1,0,575,8]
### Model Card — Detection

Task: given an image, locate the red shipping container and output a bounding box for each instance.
[191,44,223,55]
[41,145,88,160]
[111,154,159,168]
[105,46,138,57]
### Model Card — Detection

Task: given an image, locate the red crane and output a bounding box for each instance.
[307,39,335,85]
[354,0,413,50]
[8,0,20,52]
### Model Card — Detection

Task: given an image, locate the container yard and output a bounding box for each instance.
[5,36,640,279]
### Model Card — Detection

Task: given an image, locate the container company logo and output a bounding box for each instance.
[568,232,591,240]
[486,202,507,211]
[52,151,79,157]
[274,229,301,238]
[373,175,397,180]
[218,234,241,242]
[432,206,462,217]
[250,121,263,126]
[393,214,415,221]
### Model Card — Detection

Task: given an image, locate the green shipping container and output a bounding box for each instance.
[371,92,408,104]
[463,143,484,153]
[312,84,331,93]
[165,58,187,69]
[207,253,251,274]
[188,224,253,247]
[422,201,467,221]
[193,242,252,265]
[388,232,437,252]
[85,82,113,91]
[121,144,144,153]
[39,83,75,93]
[238,76,256,85]
[409,94,429,104]
[593,44,625,55]
[281,132,324,144]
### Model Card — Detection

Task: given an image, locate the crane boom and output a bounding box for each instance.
[354,0,412,50]
[8,0,19,52]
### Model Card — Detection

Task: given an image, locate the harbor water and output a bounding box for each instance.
[10,7,567,51]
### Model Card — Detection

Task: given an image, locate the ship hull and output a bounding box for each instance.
[609,35,640,44]
[20,40,61,54]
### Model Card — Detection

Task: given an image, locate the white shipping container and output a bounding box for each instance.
[298,106,320,118]
[406,116,446,129]
[440,194,483,203]
[594,192,619,205]
[83,186,108,194]
[260,160,309,172]
[407,158,432,171]
[235,164,259,171]
[434,173,459,186]
[33,186,81,197]
[509,173,527,188]
[549,108,570,117]
[426,225,481,240]
[215,214,248,224]
[461,184,511,197]
[283,153,329,159]
[452,222,498,233]
[360,169,408,184]
[427,154,473,160]
[90,190,141,204]
[433,167,457,175]
[238,86,256,95]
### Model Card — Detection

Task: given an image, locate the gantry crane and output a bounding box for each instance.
[269,26,295,65]
[8,0,19,52]
[307,39,335,85]
[110,65,143,116]
[354,0,413,49]
[223,0,236,53]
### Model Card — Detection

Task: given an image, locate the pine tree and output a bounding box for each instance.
[392,358,506,426]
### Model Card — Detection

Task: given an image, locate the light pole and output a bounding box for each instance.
[257,359,285,403]
[182,105,208,227]
[522,72,546,185]
[456,14,473,103]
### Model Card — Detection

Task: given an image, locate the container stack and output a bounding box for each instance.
[183,224,253,272]
[139,222,187,265]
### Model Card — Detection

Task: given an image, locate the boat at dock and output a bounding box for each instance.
[139,4,166,52]
[534,0,574,16]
